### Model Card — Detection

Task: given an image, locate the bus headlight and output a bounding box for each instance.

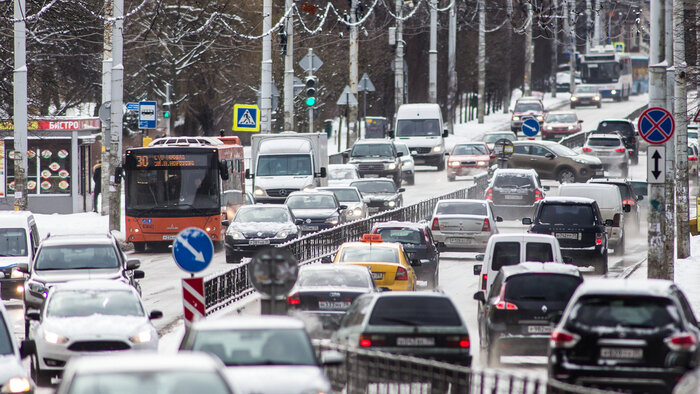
[254,187,265,196]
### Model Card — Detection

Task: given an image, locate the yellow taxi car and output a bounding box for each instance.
[331,234,418,291]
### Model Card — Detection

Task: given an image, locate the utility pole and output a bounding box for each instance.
[550,0,558,98]
[477,0,485,123]
[447,1,457,133]
[663,0,675,272]
[108,0,124,232]
[593,0,601,46]
[307,49,314,134]
[673,0,689,258]
[394,0,405,109]
[503,0,513,113]
[648,0,667,279]
[428,0,438,103]
[100,0,112,216]
[348,0,359,145]
[568,0,576,94]
[664,0,674,112]
[13,0,28,211]
[584,0,591,52]
[523,1,533,96]
[283,0,294,132]
[260,0,272,133]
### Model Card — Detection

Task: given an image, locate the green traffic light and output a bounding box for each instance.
[163,111,170,118]
[305,97,316,107]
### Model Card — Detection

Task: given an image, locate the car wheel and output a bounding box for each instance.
[408,175,415,185]
[595,254,608,275]
[32,356,54,387]
[557,167,576,184]
[436,159,445,171]
[486,337,499,367]
[447,174,455,182]
[394,176,402,188]
[615,236,625,256]
[622,166,629,179]
[631,154,638,165]
[570,104,575,109]
[133,242,145,253]
[597,103,602,109]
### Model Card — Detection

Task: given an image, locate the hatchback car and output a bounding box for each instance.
[346,139,403,186]
[350,179,404,215]
[0,301,34,394]
[569,84,602,108]
[582,133,629,177]
[474,262,583,365]
[446,143,492,181]
[549,279,700,393]
[0,211,40,301]
[430,199,501,252]
[371,221,441,289]
[223,205,300,264]
[326,164,361,187]
[485,168,547,220]
[317,186,368,221]
[595,119,640,165]
[542,111,583,141]
[285,190,346,234]
[509,141,604,184]
[511,100,545,135]
[393,142,416,185]
[481,131,517,151]
[333,292,472,366]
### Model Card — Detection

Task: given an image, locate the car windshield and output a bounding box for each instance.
[547,144,578,157]
[297,268,372,288]
[351,144,394,157]
[191,328,316,366]
[233,207,290,223]
[375,228,424,245]
[494,174,534,188]
[435,202,486,216]
[257,154,312,176]
[369,297,462,326]
[538,204,595,226]
[570,296,681,329]
[452,144,487,155]
[35,244,120,270]
[598,121,634,138]
[351,181,396,194]
[575,85,599,93]
[0,313,12,355]
[339,246,398,263]
[0,228,27,257]
[286,194,336,210]
[396,119,441,137]
[328,168,358,181]
[546,114,577,123]
[587,138,622,147]
[66,371,231,394]
[483,133,515,144]
[323,189,360,202]
[514,103,542,112]
[47,290,143,317]
[505,274,581,302]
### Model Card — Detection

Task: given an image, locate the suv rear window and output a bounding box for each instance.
[493,174,534,188]
[505,274,581,302]
[375,228,424,245]
[525,242,554,262]
[369,297,462,326]
[587,138,621,147]
[597,121,634,138]
[492,242,520,270]
[570,296,681,328]
[538,204,594,226]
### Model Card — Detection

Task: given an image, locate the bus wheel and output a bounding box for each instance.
[133,242,146,253]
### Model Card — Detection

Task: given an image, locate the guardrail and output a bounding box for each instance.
[202,172,490,313]
[313,340,620,394]
[558,130,588,149]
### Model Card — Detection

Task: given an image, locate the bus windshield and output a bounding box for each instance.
[582,62,620,84]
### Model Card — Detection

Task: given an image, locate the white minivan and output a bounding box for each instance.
[0,211,40,300]
[557,183,628,255]
[394,103,448,170]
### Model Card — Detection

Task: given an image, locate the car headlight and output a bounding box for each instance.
[228,230,245,240]
[352,207,362,216]
[611,89,617,95]
[570,96,578,101]
[325,217,339,225]
[10,267,24,279]
[44,330,69,345]
[2,377,31,393]
[129,329,153,343]
[275,230,289,238]
[567,125,574,130]
[477,161,487,166]
[572,157,587,164]
[432,146,442,153]
[593,96,600,101]
[448,161,461,167]
[385,200,396,207]
[386,163,396,170]
[536,116,544,121]
[254,187,265,196]
[512,116,520,121]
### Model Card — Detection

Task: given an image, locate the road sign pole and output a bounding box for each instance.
[182,277,205,330]
[308,48,313,134]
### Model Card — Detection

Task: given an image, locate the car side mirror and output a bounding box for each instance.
[245,169,253,179]
[397,151,404,157]
[473,264,482,275]
[339,205,348,210]
[342,152,350,159]
[317,167,327,178]
[295,219,304,225]
[543,186,550,191]
[20,340,36,358]
[149,310,163,320]
[475,254,485,262]
[442,129,449,138]
[320,256,333,264]
[320,350,344,366]
[522,217,532,225]
[578,119,584,123]
[222,220,230,227]
[25,311,40,321]
[473,291,485,303]
[605,219,614,226]
[398,188,405,193]
[563,256,573,264]
[545,153,555,160]
[133,270,145,279]
[496,216,503,222]
[379,287,392,292]
[16,262,29,273]
[126,259,141,270]
[623,204,631,213]
[637,195,644,201]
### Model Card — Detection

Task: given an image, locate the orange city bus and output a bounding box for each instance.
[122,136,245,252]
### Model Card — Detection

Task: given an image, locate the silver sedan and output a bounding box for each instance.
[430,199,501,252]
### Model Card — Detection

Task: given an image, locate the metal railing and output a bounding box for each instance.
[558,130,588,149]
[313,340,620,394]
[202,172,490,314]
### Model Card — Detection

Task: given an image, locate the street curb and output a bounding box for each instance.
[621,258,646,279]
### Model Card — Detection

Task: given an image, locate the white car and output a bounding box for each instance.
[0,302,34,393]
[327,164,361,187]
[393,142,416,185]
[430,199,501,252]
[317,186,369,221]
[27,280,161,386]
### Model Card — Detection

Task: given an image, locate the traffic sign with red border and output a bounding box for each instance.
[694,107,700,123]
[182,277,205,325]
[638,107,675,145]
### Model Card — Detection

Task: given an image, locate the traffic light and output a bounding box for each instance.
[163,103,171,119]
[305,76,317,107]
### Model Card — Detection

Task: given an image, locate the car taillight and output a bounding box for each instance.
[582,147,592,152]
[612,213,621,227]
[481,218,491,232]
[550,329,580,348]
[665,333,697,351]
[595,233,603,245]
[481,274,487,290]
[395,266,408,281]
[534,189,543,202]
[360,334,385,347]
[494,284,518,310]
[485,188,493,200]
[431,217,440,231]
[690,156,698,162]
[287,293,300,305]
[622,199,635,206]
[446,335,470,348]
[615,147,626,153]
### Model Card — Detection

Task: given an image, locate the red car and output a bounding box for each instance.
[446,143,492,181]
[541,111,583,141]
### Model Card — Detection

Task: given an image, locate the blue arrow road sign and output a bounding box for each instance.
[521,118,540,137]
[139,100,157,129]
[172,228,214,274]
[126,102,139,111]
[638,107,674,145]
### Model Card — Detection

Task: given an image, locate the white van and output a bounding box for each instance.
[394,103,448,170]
[0,211,40,300]
[557,183,628,254]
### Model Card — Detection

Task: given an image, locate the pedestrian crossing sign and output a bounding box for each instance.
[233,104,260,132]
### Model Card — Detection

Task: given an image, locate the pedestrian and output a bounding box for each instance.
[92,161,102,212]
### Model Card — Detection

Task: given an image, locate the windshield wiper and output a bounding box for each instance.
[380,316,420,326]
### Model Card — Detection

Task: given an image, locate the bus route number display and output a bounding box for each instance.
[134,154,205,168]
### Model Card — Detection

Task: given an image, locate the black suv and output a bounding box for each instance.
[485,168,548,220]
[595,119,640,165]
[350,179,404,215]
[371,221,442,289]
[523,197,610,274]
[549,279,700,393]
[474,262,582,365]
[346,139,403,186]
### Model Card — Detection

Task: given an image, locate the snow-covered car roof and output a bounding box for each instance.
[191,315,306,331]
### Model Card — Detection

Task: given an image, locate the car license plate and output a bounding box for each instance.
[397,337,435,346]
[301,225,318,232]
[368,207,380,213]
[364,174,379,178]
[371,272,384,280]
[318,301,351,310]
[249,239,270,246]
[504,195,523,200]
[162,235,177,240]
[600,347,643,360]
[554,232,579,240]
[526,325,552,334]
[447,237,472,244]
